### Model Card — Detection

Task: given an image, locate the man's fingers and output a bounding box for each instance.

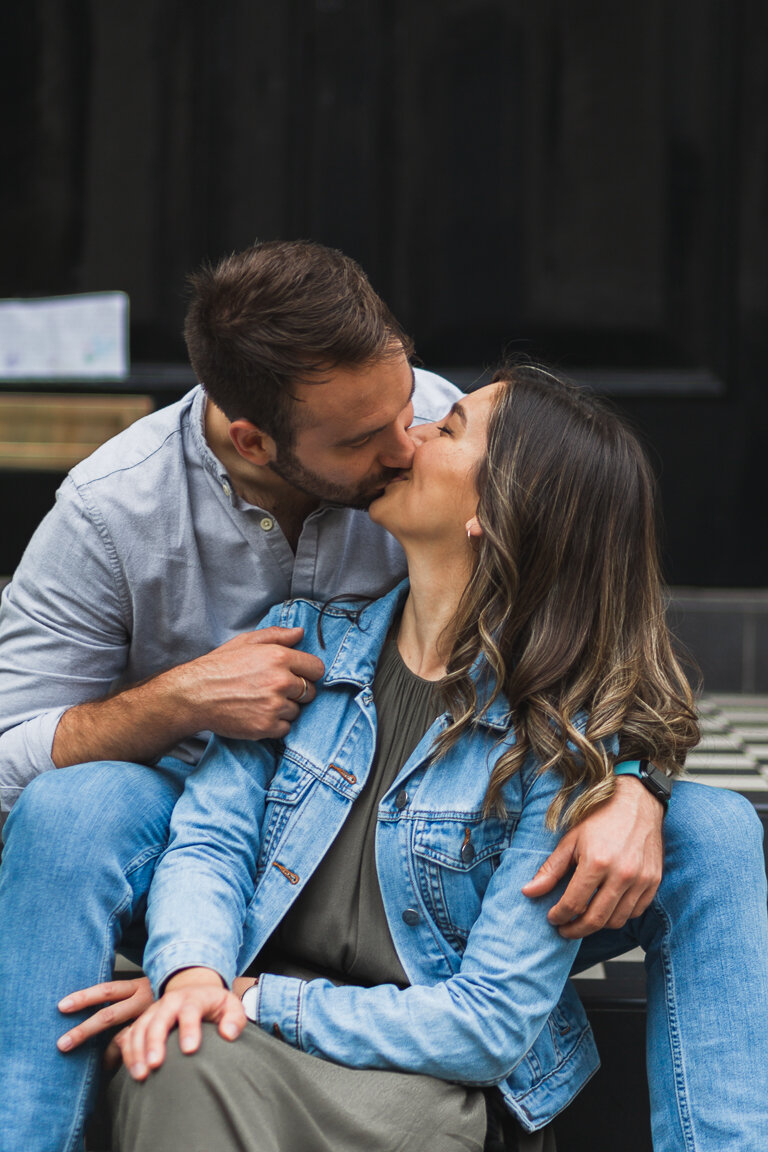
[57,978,154,1052]
[58,1003,124,1051]
[103,1036,125,1069]
[252,625,305,647]
[546,863,608,926]
[58,978,144,1013]
[521,836,576,898]
[103,1033,125,1070]
[285,649,325,683]
[554,882,625,938]
[604,882,656,930]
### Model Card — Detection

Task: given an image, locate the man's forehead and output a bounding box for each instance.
[291,357,414,437]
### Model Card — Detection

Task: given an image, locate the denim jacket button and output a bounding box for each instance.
[395,789,409,811]
[461,841,476,863]
[402,908,421,926]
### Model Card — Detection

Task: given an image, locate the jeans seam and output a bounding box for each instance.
[63,847,166,1152]
[653,895,697,1151]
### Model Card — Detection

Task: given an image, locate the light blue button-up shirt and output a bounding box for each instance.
[0,369,460,812]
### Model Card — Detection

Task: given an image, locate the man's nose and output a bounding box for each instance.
[379,423,416,468]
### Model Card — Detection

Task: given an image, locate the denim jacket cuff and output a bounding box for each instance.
[253,973,305,1048]
[144,940,236,997]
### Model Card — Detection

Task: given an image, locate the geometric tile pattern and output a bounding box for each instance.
[685,694,768,793]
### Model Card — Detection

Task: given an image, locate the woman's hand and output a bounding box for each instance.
[116,968,247,1081]
[57,977,154,1053]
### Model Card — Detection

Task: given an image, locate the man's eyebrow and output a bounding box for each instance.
[336,368,417,447]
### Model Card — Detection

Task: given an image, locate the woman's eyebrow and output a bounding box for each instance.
[448,402,467,427]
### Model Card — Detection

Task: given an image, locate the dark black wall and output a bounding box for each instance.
[2,0,767,584]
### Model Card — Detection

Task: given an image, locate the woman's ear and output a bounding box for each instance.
[465,516,483,540]
[229,420,278,466]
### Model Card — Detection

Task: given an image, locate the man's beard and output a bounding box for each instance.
[268,445,401,510]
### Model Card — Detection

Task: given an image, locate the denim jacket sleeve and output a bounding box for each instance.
[0,478,129,812]
[142,601,290,994]
[251,756,583,1087]
[142,730,282,993]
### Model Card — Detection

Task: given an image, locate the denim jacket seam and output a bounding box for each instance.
[508,1020,597,1101]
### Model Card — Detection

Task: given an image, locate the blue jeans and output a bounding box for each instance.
[1,766,767,1152]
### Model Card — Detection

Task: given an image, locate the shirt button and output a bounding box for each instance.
[461,840,476,864]
[260,517,274,532]
[402,908,421,926]
[395,790,409,811]
[222,481,232,497]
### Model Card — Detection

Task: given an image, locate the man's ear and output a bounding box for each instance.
[465,515,483,540]
[229,420,278,465]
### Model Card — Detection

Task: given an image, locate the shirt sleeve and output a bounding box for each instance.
[249,759,582,1087]
[0,478,130,811]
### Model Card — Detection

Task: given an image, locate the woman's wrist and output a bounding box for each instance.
[164,966,226,993]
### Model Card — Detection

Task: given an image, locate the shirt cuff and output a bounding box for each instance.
[247,973,306,1048]
[144,940,235,997]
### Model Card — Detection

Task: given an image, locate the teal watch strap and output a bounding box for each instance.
[614,761,643,777]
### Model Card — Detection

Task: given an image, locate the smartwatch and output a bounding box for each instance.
[614,759,673,811]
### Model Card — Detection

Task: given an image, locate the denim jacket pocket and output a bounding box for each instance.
[255,753,316,883]
[411,815,517,951]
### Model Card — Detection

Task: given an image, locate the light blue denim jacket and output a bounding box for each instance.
[144,582,601,1132]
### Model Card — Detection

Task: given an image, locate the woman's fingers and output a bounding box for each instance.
[119,986,245,1080]
[175,1001,204,1056]
[57,977,154,1052]
[218,995,248,1041]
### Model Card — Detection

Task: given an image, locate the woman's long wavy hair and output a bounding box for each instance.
[434,364,699,828]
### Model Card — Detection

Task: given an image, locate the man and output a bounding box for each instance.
[0,241,765,1152]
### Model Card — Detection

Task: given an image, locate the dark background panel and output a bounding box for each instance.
[1,0,766,586]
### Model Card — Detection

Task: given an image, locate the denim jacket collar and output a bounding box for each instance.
[321,580,512,732]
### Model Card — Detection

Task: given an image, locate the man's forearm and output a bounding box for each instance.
[49,626,326,769]
[51,666,197,768]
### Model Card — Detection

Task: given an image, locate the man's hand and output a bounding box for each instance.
[115,968,246,1081]
[522,776,664,938]
[57,977,154,1053]
[51,626,325,768]
[171,626,325,740]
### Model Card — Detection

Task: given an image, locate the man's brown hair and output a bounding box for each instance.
[184,240,413,445]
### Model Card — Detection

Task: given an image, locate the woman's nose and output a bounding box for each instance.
[407,420,437,446]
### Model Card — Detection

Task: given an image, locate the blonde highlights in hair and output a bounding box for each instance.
[433,365,699,828]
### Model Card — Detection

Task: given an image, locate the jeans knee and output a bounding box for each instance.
[664,780,766,891]
[3,761,178,875]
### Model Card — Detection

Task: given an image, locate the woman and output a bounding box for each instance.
[108,366,698,1151]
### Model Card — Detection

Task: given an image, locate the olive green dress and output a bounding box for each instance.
[110,634,555,1152]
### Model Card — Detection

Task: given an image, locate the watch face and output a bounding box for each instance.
[241,983,259,1021]
[640,762,672,802]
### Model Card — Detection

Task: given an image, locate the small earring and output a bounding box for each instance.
[467,528,472,540]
